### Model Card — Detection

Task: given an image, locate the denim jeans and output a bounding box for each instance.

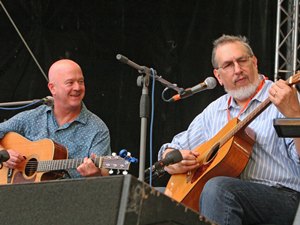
[200,176,300,225]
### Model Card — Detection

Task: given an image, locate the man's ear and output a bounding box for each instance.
[48,82,55,95]
[213,69,223,86]
[252,55,258,69]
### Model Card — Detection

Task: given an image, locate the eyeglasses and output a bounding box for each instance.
[217,55,252,73]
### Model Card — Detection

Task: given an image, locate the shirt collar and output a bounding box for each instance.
[46,103,88,125]
[76,103,88,125]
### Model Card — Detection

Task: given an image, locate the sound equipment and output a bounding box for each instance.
[0,175,208,225]
[273,118,300,137]
[293,203,300,225]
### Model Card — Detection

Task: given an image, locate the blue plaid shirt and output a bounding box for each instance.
[159,78,300,192]
[0,104,111,178]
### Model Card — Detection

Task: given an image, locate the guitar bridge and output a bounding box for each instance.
[7,168,13,184]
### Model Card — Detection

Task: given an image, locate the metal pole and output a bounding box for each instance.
[292,0,299,74]
[274,0,282,81]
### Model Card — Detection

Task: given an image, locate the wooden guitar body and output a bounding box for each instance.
[0,132,67,184]
[0,132,131,184]
[165,118,255,211]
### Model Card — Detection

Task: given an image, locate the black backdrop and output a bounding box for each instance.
[0,0,277,185]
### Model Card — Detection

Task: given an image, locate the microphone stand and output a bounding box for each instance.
[116,54,183,93]
[0,99,40,107]
[116,54,184,182]
[137,72,150,182]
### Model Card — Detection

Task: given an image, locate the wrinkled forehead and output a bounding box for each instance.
[215,42,249,64]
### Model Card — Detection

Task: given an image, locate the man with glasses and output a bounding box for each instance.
[158,35,300,225]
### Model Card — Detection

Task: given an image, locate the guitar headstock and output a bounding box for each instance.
[101,155,131,171]
[98,150,138,175]
[287,71,300,85]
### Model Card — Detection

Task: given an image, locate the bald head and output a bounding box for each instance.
[48,59,82,83]
[47,59,85,110]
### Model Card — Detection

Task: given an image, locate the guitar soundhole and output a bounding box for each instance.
[25,158,38,176]
[207,143,220,162]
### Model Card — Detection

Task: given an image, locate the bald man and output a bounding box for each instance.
[0,59,111,179]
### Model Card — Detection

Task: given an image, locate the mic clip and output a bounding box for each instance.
[153,167,166,177]
[162,77,217,102]
[145,166,166,178]
[152,161,167,177]
[161,86,185,103]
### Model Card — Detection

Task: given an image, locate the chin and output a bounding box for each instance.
[227,86,256,100]
[69,100,82,107]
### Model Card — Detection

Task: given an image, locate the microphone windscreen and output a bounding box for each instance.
[0,150,10,162]
[43,96,54,106]
[165,150,183,164]
[205,77,217,89]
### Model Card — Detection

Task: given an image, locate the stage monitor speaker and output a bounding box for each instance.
[273,118,300,137]
[293,202,300,225]
[0,174,208,225]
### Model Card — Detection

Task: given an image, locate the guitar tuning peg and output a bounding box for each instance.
[116,169,120,175]
[127,152,131,157]
[119,149,128,158]
[122,170,128,175]
[111,152,117,157]
[109,169,114,174]
[128,157,138,163]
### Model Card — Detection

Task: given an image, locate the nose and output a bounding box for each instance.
[73,81,82,90]
[233,60,242,73]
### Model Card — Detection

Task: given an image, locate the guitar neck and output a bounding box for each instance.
[236,72,300,131]
[37,158,102,172]
[36,155,130,172]
[219,72,300,146]
[235,98,271,133]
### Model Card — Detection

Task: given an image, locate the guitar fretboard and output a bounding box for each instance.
[35,156,130,172]
[219,98,272,147]
[37,158,101,171]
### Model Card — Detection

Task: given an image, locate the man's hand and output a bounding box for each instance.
[269,79,300,118]
[3,149,25,169]
[269,79,300,156]
[77,153,109,177]
[164,150,200,175]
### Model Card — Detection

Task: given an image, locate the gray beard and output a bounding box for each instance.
[225,78,261,100]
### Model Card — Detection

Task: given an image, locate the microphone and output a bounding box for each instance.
[0,150,10,163]
[145,150,183,176]
[170,77,217,102]
[41,96,54,106]
[0,150,10,169]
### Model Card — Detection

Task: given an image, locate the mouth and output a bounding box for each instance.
[234,77,248,85]
[70,94,82,99]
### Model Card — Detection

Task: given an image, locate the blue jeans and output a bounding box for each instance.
[200,176,300,225]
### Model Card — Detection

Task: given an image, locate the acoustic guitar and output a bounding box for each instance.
[0,132,131,184]
[165,72,300,211]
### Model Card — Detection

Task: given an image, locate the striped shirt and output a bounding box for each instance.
[0,104,111,178]
[159,78,300,192]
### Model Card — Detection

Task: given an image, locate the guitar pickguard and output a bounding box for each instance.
[13,171,36,183]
